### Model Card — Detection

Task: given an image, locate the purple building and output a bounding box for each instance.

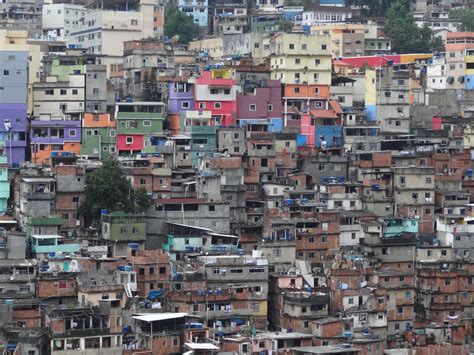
[30,120,82,164]
[0,104,27,167]
[168,82,195,114]
[236,79,283,131]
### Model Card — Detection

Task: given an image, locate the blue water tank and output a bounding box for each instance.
[128,243,139,250]
[100,209,109,215]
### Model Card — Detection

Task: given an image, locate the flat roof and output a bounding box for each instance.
[184,343,220,350]
[207,232,239,239]
[132,313,187,322]
[31,234,64,239]
[166,222,213,232]
[254,332,314,340]
[291,345,360,354]
[116,101,166,106]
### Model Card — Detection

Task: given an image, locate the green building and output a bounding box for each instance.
[0,155,9,213]
[101,211,147,257]
[180,111,217,167]
[115,102,166,156]
[80,113,117,158]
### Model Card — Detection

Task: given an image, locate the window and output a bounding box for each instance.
[3,70,9,76]
[69,130,76,137]
[315,59,320,65]
[199,102,206,109]
[399,176,405,184]
[72,196,80,203]
[322,44,327,50]
[214,102,221,109]
[267,104,273,111]
[294,87,300,93]
[318,164,325,171]
[131,19,138,25]
[120,227,127,234]
[45,89,54,95]
[351,232,356,240]
[295,58,301,64]
[348,298,354,304]
[60,89,67,95]
[445,279,451,285]
[126,136,133,144]
[397,306,403,314]
[209,205,215,211]
[382,247,388,255]
[249,104,256,111]
[72,89,78,95]
[143,120,151,127]
[412,193,418,199]
[93,88,99,94]
[289,43,294,50]
[426,177,432,184]
[212,268,220,274]
[181,101,189,109]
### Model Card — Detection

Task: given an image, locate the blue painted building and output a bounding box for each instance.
[383,217,419,238]
[315,126,343,149]
[0,51,28,167]
[178,0,208,27]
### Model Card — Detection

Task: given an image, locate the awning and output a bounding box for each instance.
[132,313,187,322]
[184,343,220,350]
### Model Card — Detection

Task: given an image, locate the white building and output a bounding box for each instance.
[298,6,351,26]
[32,75,85,119]
[413,10,460,42]
[42,3,86,41]
[70,0,155,76]
[426,53,448,90]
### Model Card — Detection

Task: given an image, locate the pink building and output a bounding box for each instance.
[194,69,238,126]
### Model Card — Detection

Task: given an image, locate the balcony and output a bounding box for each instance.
[32,243,81,254]
[23,192,55,200]
[62,327,111,338]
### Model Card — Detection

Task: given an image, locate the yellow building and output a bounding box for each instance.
[269,33,332,85]
[0,30,41,114]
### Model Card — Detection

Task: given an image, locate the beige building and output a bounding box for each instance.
[312,23,365,57]
[71,0,155,76]
[269,33,332,85]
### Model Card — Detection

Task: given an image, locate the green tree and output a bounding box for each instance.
[450,9,474,32]
[141,68,162,102]
[79,159,151,224]
[276,21,293,33]
[386,0,439,53]
[164,2,198,45]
